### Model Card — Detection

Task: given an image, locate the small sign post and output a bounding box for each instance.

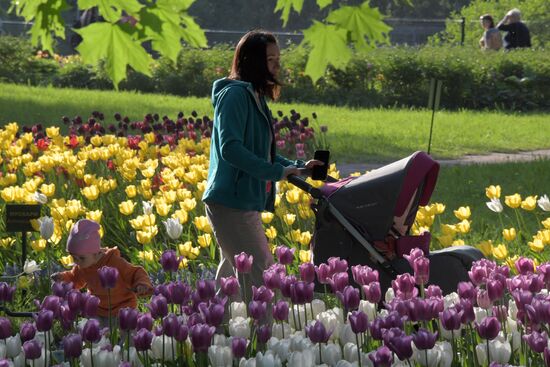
[427,79,443,155]
[5,204,41,268]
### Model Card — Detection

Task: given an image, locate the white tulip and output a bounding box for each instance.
[538,194,550,211]
[255,350,282,367]
[128,347,143,367]
[311,299,326,318]
[143,201,154,215]
[436,341,453,367]
[475,339,511,365]
[335,361,354,367]
[231,302,248,319]
[31,348,52,367]
[413,345,441,367]
[163,218,183,240]
[229,317,251,338]
[339,323,356,345]
[208,345,233,367]
[0,343,5,359]
[358,300,377,321]
[443,292,460,308]
[438,324,462,341]
[267,338,291,363]
[13,352,25,367]
[5,333,21,358]
[508,299,518,320]
[23,260,41,274]
[213,334,229,347]
[37,216,54,240]
[505,319,521,352]
[33,192,48,204]
[486,198,503,213]
[239,357,257,367]
[343,343,358,363]
[385,288,395,303]
[151,335,176,360]
[316,309,343,341]
[287,349,316,367]
[81,346,122,367]
[321,343,342,366]
[290,305,308,331]
[272,322,291,340]
[474,307,488,324]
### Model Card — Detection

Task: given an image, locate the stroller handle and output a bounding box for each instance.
[287,171,323,199]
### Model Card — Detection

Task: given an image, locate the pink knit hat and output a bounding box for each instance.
[66,219,101,255]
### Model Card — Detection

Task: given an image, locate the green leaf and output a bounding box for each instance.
[326,1,391,50]
[316,0,332,10]
[10,0,68,52]
[78,0,143,22]
[76,22,152,89]
[301,21,351,83]
[274,0,304,27]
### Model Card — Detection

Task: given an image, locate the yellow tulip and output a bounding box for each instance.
[176,189,192,201]
[477,240,493,257]
[485,185,501,199]
[86,210,103,223]
[172,209,189,224]
[136,230,155,245]
[90,135,103,147]
[40,183,56,197]
[285,189,300,204]
[456,220,471,234]
[265,226,277,240]
[193,216,212,233]
[505,255,519,271]
[31,238,47,252]
[283,213,296,226]
[290,229,302,242]
[144,132,156,144]
[60,255,74,267]
[179,241,200,260]
[181,198,197,211]
[163,190,177,204]
[138,250,155,263]
[198,233,212,248]
[261,212,274,224]
[437,234,454,248]
[505,193,522,209]
[434,203,446,215]
[492,244,508,260]
[502,228,516,242]
[543,218,550,229]
[155,201,172,217]
[529,239,545,253]
[453,206,471,220]
[45,126,60,138]
[440,224,457,236]
[452,239,465,246]
[0,237,15,248]
[119,200,136,216]
[536,230,550,244]
[521,195,538,211]
[299,231,312,246]
[299,250,311,263]
[81,185,99,201]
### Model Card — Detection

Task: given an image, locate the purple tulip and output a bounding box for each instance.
[133,328,154,352]
[413,328,438,350]
[273,300,289,322]
[458,299,475,324]
[66,290,84,313]
[82,294,100,318]
[315,264,331,284]
[0,282,16,303]
[189,323,215,353]
[63,333,82,359]
[252,286,274,303]
[328,272,349,293]
[349,310,369,333]
[328,257,348,274]
[425,285,442,298]
[281,275,297,298]
[168,281,192,305]
[98,266,119,289]
[147,295,169,319]
[119,307,139,331]
[383,328,413,361]
[290,281,314,305]
[40,295,62,317]
[275,246,295,265]
[363,282,382,303]
[468,264,488,286]
[392,273,417,300]
[175,324,189,342]
[440,308,462,331]
[232,337,247,359]
[187,313,205,327]
[257,324,272,344]
[162,313,180,337]
[487,279,505,303]
[51,281,73,298]
[336,285,360,311]
[457,281,476,301]
[199,302,225,327]
[544,347,550,367]
[248,301,267,320]
[160,250,182,273]
[476,316,501,340]
[262,270,283,290]
[352,265,379,286]
[234,252,253,274]
[137,312,154,331]
[299,263,316,283]
[306,321,331,343]
[403,248,425,268]
[220,276,240,297]
[34,309,54,332]
[524,330,548,353]
[537,263,550,288]
[20,322,36,343]
[196,280,216,301]
[413,256,430,285]
[476,288,492,309]
[0,318,11,340]
[81,319,101,343]
[0,360,11,367]
[516,257,535,275]
[23,339,42,360]
[368,345,394,367]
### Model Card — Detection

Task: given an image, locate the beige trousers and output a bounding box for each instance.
[205,203,273,304]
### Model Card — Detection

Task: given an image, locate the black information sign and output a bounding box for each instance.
[5,204,42,232]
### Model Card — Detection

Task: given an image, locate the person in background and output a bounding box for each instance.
[497,8,531,50]
[479,14,502,51]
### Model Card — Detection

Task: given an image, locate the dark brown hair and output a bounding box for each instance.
[480,14,495,28]
[229,30,281,100]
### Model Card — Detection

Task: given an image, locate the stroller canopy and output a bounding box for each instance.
[328,151,439,241]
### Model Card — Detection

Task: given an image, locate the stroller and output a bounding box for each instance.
[289,151,483,295]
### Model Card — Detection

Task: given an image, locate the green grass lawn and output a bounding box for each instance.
[1,82,550,163]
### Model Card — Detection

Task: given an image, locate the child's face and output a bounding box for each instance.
[71,252,100,268]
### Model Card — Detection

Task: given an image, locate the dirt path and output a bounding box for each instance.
[337,149,550,176]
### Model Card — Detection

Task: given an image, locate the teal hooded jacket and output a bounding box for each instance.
[202,78,303,212]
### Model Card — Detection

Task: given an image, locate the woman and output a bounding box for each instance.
[479,14,502,51]
[202,30,322,300]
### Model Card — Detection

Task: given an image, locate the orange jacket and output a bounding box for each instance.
[59,247,153,317]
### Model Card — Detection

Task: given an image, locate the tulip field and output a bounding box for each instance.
[0,109,550,367]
